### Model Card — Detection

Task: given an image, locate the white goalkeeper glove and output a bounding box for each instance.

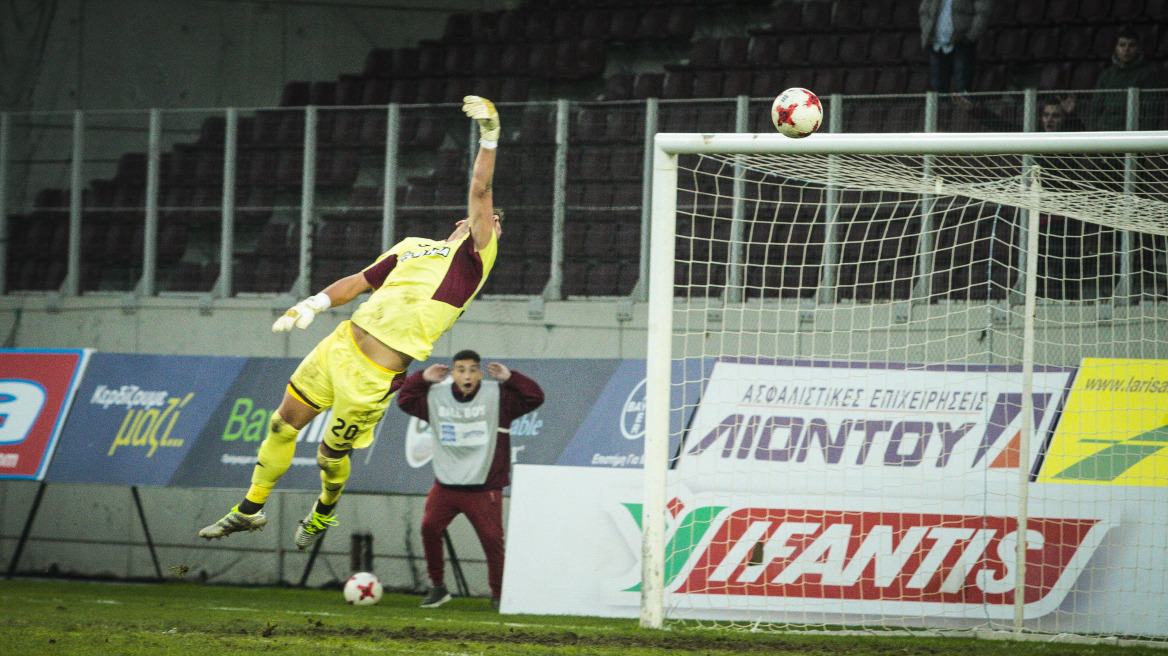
[462,95,500,143]
[272,292,332,332]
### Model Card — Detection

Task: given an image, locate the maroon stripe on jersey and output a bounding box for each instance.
[363,253,398,288]
[431,237,484,307]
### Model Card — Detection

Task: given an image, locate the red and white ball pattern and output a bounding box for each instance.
[343,572,383,606]
[771,87,823,138]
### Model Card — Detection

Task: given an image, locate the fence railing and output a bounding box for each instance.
[2,88,1165,301]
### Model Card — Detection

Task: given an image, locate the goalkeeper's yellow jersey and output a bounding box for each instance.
[350,230,497,361]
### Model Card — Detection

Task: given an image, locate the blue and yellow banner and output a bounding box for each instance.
[1039,358,1168,486]
[46,353,247,486]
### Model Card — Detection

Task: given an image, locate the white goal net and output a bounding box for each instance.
[643,131,1168,642]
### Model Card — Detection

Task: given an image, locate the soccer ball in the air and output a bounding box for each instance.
[771,87,822,138]
[343,572,383,606]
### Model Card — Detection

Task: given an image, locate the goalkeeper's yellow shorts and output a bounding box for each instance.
[288,320,402,450]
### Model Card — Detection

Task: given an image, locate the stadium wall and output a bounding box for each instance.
[2,0,504,113]
[1,298,1165,596]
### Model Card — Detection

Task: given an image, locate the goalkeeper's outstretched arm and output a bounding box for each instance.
[271,273,371,332]
[462,95,499,252]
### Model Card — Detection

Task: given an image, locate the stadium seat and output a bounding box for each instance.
[800,2,833,31]
[606,107,643,143]
[746,35,779,69]
[832,0,866,30]
[721,70,753,97]
[662,71,694,99]
[685,38,721,70]
[523,11,555,41]
[1026,27,1062,61]
[1069,61,1105,89]
[555,39,605,80]
[632,73,664,99]
[1110,0,1146,22]
[860,0,896,27]
[838,33,872,64]
[363,49,393,77]
[844,67,878,95]
[197,116,226,147]
[1014,1,1045,24]
[608,7,640,40]
[527,42,556,77]
[442,12,474,43]
[776,35,813,67]
[989,27,1028,62]
[1043,0,1080,24]
[807,34,842,65]
[989,0,1018,26]
[718,37,750,68]
[392,47,419,77]
[308,81,336,106]
[580,8,611,39]
[604,73,635,100]
[691,71,723,99]
[1038,62,1073,91]
[873,32,906,63]
[752,1,804,35]
[1074,0,1110,22]
[889,2,918,29]
[495,11,524,41]
[280,81,311,107]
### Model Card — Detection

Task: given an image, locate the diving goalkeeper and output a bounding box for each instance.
[200,96,504,551]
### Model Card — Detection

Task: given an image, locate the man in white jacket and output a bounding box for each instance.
[920,0,993,94]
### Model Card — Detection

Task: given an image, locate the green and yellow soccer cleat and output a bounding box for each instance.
[198,505,267,540]
[294,509,338,551]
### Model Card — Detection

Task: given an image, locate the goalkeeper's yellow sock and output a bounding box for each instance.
[243,415,300,508]
[317,451,351,508]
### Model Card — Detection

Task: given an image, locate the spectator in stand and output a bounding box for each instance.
[397,350,544,611]
[919,0,993,95]
[955,94,1084,134]
[1088,26,1164,131]
[1046,95,1085,133]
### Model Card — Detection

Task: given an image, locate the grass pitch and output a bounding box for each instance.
[0,578,1163,655]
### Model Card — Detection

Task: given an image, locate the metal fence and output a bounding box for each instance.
[2,88,1165,301]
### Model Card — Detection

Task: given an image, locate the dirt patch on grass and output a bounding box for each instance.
[312,624,944,655]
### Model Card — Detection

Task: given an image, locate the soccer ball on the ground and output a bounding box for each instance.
[771,87,822,138]
[343,572,383,606]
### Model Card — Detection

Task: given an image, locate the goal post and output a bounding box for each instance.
[643,131,1168,639]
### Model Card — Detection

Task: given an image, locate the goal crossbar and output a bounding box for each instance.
[653,130,1168,155]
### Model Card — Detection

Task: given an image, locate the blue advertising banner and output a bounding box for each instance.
[46,354,247,486]
[349,359,625,495]
[40,354,704,493]
[555,358,710,469]
[166,357,320,490]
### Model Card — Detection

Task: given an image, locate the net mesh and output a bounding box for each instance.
[661,149,1168,639]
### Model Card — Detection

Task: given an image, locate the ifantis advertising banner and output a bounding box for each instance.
[0,349,89,480]
[502,465,1115,622]
[1039,358,1168,486]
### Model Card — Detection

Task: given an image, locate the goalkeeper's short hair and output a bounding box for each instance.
[493,208,505,223]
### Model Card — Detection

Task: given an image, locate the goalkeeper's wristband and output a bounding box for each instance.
[306,292,332,313]
[480,139,498,149]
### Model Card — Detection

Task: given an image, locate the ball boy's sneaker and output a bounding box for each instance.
[421,584,452,608]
